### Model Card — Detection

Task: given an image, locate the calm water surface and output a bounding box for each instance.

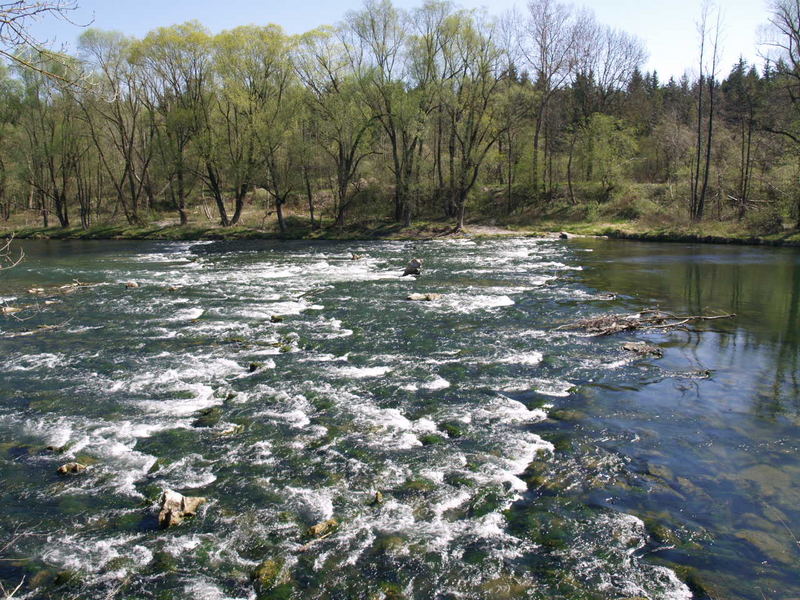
[0,237,797,600]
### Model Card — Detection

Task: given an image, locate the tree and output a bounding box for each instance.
[210,25,295,227]
[295,27,377,228]
[761,0,800,226]
[131,22,212,226]
[518,0,585,200]
[721,59,762,218]
[78,29,155,225]
[439,10,506,230]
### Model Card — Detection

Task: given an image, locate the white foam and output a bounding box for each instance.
[473,396,548,424]
[498,351,544,367]
[41,533,152,575]
[330,366,392,379]
[5,352,67,372]
[444,294,515,313]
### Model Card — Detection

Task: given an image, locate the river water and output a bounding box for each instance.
[0,237,797,600]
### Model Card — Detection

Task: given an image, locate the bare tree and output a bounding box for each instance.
[518,0,585,200]
[0,1,84,79]
[690,1,721,221]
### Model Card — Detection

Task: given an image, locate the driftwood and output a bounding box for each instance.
[27,280,97,297]
[557,310,735,336]
[4,320,72,338]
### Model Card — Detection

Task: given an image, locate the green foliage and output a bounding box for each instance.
[745,208,784,235]
[0,1,797,239]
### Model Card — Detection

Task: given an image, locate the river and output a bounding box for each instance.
[0,237,797,600]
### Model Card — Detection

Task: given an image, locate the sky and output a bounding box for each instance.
[27,0,770,80]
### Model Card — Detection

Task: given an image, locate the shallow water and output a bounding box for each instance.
[0,237,797,600]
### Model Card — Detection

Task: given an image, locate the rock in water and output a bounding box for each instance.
[158,489,206,528]
[559,231,570,239]
[125,281,139,289]
[407,293,441,302]
[402,258,423,277]
[57,462,87,475]
[251,558,287,591]
[307,518,338,538]
[622,341,663,357]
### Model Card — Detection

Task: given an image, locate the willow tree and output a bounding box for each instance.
[16,55,86,227]
[205,25,296,227]
[0,64,20,222]
[345,0,442,225]
[295,27,376,228]
[131,22,211,225]
[78,29,156,225]
[439,11,506,231]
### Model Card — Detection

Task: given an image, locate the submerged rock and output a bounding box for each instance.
[56,462,87,475]
[270,315,284,323]
[251,557,287,592]
[402,258,423,277]
[125,281,139,289]
[622,341,663,357]
[192,406,222,428]
[407,293,441,302]
[158,489,206,528]
[734,529,797,565]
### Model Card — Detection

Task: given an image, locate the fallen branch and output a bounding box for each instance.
[557,310,735,336]
[5,319,72,338]
[296,531,333,553]
[0,235,24,271]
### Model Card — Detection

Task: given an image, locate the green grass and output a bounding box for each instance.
[3,206,799,246]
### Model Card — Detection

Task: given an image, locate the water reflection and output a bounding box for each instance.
[568,239,800,600]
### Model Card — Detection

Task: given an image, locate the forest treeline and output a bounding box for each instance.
[0,0,799,234]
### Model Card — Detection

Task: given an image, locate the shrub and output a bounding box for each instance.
[745,208,783,235]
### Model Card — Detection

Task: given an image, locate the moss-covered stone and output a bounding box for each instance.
[437,421,464,438]
[252,557,286,591]
[192,407,222,428]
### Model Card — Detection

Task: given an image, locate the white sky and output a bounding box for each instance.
[27,0,770,80]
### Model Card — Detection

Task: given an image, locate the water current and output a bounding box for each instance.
[0,237,797,600]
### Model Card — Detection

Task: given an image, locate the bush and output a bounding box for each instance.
[745,208,783,235]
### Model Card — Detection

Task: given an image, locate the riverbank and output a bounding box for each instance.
[3,218,800,247]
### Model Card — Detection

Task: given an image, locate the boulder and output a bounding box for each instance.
[158,489,206,528]
[307,518,338,538]
[125,281,139,289]
[406,293,441,302]
[351,253,365,260]
[402,258,423,277]
[559,231,570,239]
[57,462,87,475]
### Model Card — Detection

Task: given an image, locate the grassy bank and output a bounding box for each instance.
[3,199,800,246]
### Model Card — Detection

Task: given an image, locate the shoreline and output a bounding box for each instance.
[2,222,800,248]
